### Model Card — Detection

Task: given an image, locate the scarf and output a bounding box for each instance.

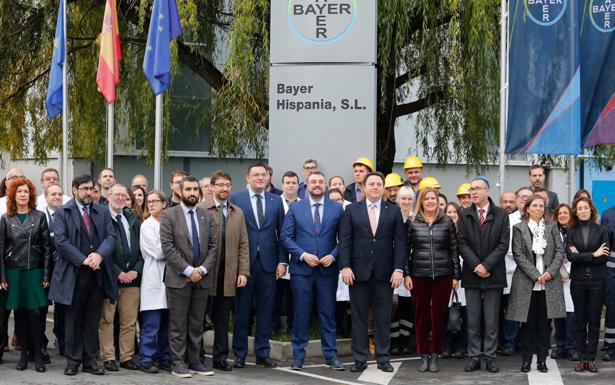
[528,218,547,256]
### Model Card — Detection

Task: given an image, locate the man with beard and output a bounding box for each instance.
[160,176,217,378]
[499,192,517,215]
[280,171,345,371]
[49,175,117,376]
[169,170,188,208]
[97,168,116,206]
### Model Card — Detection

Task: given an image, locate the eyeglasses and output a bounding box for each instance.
[7,175,25,181]
[303,166,317,170]
[147,199,163,205]
[77,187,94,192]
[214,183,232,188]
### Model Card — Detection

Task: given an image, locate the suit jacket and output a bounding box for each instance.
[159,205,217,289]
[109,207,143,287]
[566,221,609,280]
[280,197,343,277]
[343,183,360,203]
[506,221,565,322]
[199,200,250,296]
[339,199,406,282]
[600,206,615,260]
[48,198,117,305]
[228,189,287,272]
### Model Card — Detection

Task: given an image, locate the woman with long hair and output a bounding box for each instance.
[567,197,609,372]
[506,195,565,373]
[404,187,460,372]
[0,178,50,372]
[130,186,147,221]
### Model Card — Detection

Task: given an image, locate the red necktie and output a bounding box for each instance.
[82,206,91,236]
[479,208,485,226]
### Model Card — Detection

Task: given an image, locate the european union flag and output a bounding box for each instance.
[143,0,182,95]
[46,0,65,119]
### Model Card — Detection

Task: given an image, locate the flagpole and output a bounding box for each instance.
[568,155,576,203]
[498,0,508,195]
[61,0,69,191]
[153,94,163,190]
[107,103,114,168]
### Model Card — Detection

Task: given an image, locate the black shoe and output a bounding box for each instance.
[418,355,429,372]
[441,350,452,359]
[188,362,214,376]
[64,365,78,376]
[550,350,566,359]
[521,362,531,372]
[120,360,140,370]
[255,356,277,368]
[290,360,304,370]
[486,359,499,373]
[453,350,467,359]
[213,360,233,371]
[103,360,118,371]
[602,351,615,361]
[83,365,105,375]
[232,357,246,368]
[390,346,400,355]
[42,349,51,364]
[500,347,514,356]
[377,361,394,372]
[537,362,548,372]
[326,357,345,371]
[464,358,481,372]
[35,363,46,373]
[140,361,159,374]
[350,360,367,372]
[568,351,579,361]
[399,346,411,355]
[16,354,28,371]
[429,354,439,373]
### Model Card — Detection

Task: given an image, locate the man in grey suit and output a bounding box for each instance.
[160,176,217,378]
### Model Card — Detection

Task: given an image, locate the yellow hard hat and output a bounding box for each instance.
[417,176,441,191]
[384,173,404,189]
[403,156,423,170]
[456,182,471,196]
[353,157,374,172]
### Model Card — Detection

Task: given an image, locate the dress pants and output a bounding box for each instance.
[519,291,551,363]
[291,271,337,361]
[465,288,502,359]
[212,296,234,362]
[553,312,577,354]
[349,275,393,363]
[53,303,66,352]
[499,293,519,350]
[99,287,140,362]
[139,309,171,364]
[65,282,104,367]
[167,283,208,366]
[233,259,276,359]
[604,268,615,352]
[412,276,453,354]
[571,278,606,360]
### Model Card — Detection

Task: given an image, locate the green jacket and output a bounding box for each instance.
[110,208,143,288]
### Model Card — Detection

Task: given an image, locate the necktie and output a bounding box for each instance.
[368,203,377,235]
[188,210,201,267]
[218,204,226,241]
[479,208,485,226]
[313,203,321,235]
[116,214,131,258]
[255,194,265,229]
[47,209,55,234]
[82,206,91,236]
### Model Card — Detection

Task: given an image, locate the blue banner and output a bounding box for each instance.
[45,0,65,119]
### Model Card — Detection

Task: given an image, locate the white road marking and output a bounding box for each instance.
[357,362,401,385]
[275,367,364,385]
[527,357,564,385]
[302,356,420,368]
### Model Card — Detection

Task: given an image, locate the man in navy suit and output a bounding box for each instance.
[280,171,345,371]
[229,162,287,368]
[49,175,117,376]
[339,172,406,373]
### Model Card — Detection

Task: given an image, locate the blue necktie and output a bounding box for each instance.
[313,203,321,235]
[188,210,201,267]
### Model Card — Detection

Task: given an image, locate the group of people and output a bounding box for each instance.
[0,158,613,379]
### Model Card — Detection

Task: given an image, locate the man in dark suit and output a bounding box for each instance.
[48,175,117,376]
[160,175,217,378]
[528,164,559,213]
[280,171,345,371]
[339,172,406,373]
[229,162,287,369]
[457,177,509,373]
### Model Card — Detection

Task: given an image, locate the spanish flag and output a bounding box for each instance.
[96,0,121,104]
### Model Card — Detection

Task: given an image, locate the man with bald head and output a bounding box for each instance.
[0,168,25,215]
[36,168,71,211]
[499,192,517,215]
[131,174,149,193]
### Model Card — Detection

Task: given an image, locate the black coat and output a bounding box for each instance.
[566,221,609,280]
[0,210,52,282]
[339,199,406,282]
[343,183,360,203]
[405,211,460,279]
[457,198,510,289]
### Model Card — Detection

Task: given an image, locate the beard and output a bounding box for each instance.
[181,194,199,207]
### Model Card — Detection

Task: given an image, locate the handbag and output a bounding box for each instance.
[446,290,462,334]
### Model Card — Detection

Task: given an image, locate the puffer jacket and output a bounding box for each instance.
[405,211,460,279]
[0,210,52,282]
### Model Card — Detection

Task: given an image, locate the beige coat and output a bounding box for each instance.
[199,200,250,297]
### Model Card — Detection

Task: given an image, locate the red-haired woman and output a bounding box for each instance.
[0,178,51,372]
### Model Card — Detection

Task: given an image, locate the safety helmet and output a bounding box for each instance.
[417,176,441,191]
[352,157,374,172]
[384,173,404,189]
[456,182,471,197]
[403,156,423,170]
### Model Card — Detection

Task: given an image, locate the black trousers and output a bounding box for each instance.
[519,291,551,363]
[211,295,234,362]
[349,277,393,363]
[53,303,66,352]
[15,308,45,362]
[571,278,606,360]
[65,283,104,368]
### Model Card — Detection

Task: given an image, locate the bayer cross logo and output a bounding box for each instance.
[590,0,615,32]
[288,0,357,44]
[524,0,568,26]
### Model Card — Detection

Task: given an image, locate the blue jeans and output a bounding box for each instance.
[139,309,171,364]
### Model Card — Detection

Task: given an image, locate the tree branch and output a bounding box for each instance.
[394,89,445,118]
[177,42,227,91]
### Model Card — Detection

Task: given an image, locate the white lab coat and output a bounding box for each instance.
[504,210,522,295]
[139,216,167,311]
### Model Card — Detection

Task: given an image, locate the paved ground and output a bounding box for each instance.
[1,317,614,384]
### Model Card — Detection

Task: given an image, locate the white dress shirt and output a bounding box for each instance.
[248,187,266,227]
[109,207,131,247]
[180,202,206,277]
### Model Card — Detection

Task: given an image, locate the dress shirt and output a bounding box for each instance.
[75,200,89,217]
[365,198,382,225]
[36,193,71,211]
[214,199,227,218]
[300,196,326,262]
[248,187,266,227]
[476,202,490,218]
[180,202,206,277]
[355,186,362,202]
[109,207,131,247]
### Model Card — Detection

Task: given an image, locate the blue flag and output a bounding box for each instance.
[46,0,65,119]
[143,0,183,95]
